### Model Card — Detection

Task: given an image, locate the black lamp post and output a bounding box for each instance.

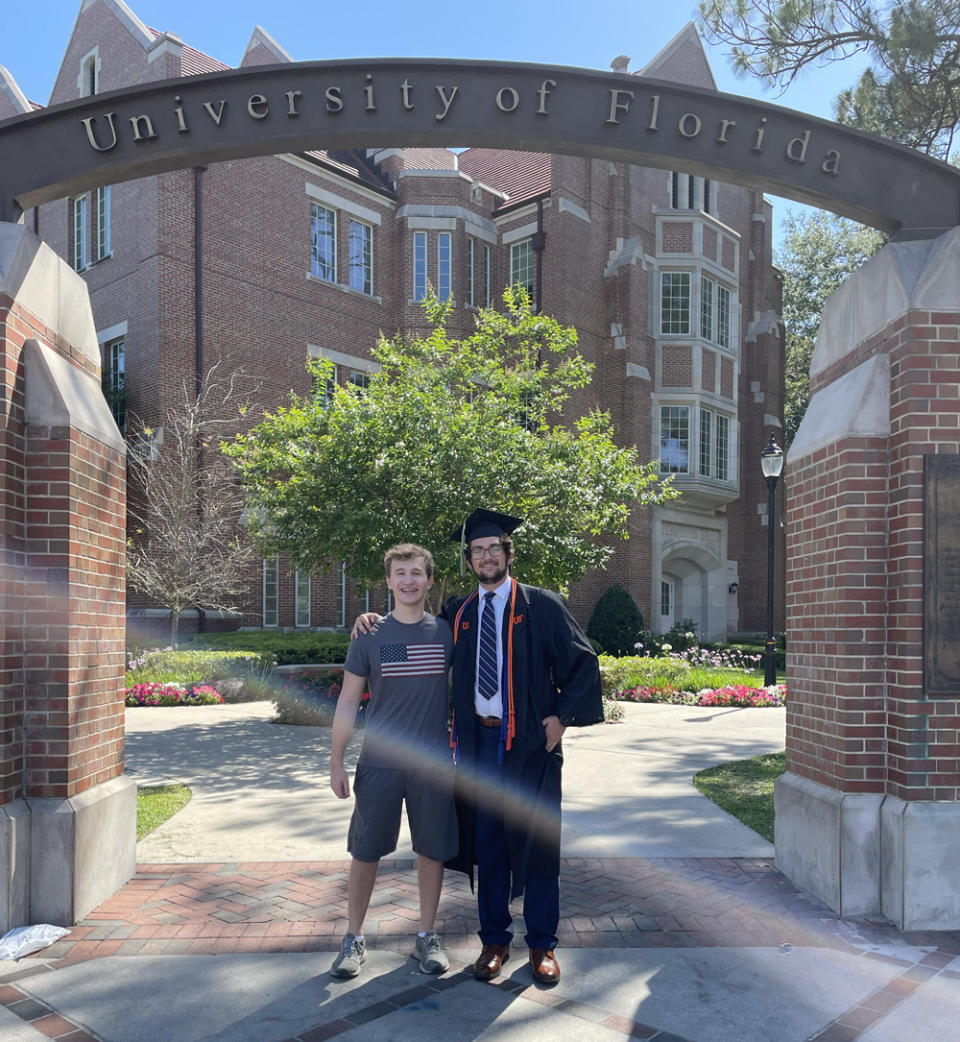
[761,435,784,687]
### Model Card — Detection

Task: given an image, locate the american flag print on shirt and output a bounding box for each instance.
[380,642,447,677]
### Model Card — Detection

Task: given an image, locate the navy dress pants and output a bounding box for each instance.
[473,720,559,950]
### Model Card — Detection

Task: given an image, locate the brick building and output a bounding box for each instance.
[0,0,784,641]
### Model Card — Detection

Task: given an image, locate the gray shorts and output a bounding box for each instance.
[347,763,458,863]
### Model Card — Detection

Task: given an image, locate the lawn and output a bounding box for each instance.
[693,751,786,843]
[137,784,192,840]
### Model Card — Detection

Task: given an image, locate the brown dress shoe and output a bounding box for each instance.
[529,947,560,984]
[473,943,511,980]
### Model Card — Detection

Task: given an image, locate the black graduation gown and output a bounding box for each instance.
[442,581,603,897]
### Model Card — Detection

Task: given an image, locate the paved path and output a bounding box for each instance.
[3,701,959,1042]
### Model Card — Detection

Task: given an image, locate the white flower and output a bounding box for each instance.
[661,643,672,652]
[684,631,694,639]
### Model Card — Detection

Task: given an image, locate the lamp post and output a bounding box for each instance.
[761,435,784,687]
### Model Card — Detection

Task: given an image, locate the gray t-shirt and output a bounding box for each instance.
[344,612,453,769]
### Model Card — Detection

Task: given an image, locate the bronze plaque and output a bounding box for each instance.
[925,454,960,695]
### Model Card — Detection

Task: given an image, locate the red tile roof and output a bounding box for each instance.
[457,149,552,207]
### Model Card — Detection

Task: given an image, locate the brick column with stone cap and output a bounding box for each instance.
[0,222,135,932]
[777,226,960,930]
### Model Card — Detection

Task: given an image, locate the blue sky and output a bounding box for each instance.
[6,0,869,244]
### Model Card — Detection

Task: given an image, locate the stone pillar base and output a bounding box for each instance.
[776,772,960,930]
[26,776,137,925]
[774,772,884,919]
[0,802,32,930]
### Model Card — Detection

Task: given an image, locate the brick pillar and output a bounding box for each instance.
[0,223,135,931]
[777,227,960,929]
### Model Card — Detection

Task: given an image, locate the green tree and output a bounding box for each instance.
[698,0,960,158]
[777,211,885,443]
[225,291,678,606]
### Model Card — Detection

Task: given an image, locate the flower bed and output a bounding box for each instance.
[125,682,224,707]
[615,683,786,708]
[272,668,371,726]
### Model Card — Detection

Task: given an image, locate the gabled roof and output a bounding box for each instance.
[637,22,717,91]
[457,149,551,208]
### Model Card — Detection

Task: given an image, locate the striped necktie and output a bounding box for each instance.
[478,591,499,702]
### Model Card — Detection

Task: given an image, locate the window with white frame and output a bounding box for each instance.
[699,276,734,349]
[659,405,690,474]
[348,219,373,295]
[348,369,370,392]
[295,570,311,627]
[82,53,98,97]
[413,231,428,300]
[700,275,713,341]
[263,556,279,627]
[437,232,452,301]
[94,186,110,261]
[717,285,731,349]
[71,195,88,272]
[102,337,125,429]
[482,243,491,306]
[310,203,336,281]
[660,272,691,335]
[699,407,712,477]
[510,238,534,296]
[699,407,733,482]
[467,239,475,307]
[313,361,339,407]
[716,413,730,480]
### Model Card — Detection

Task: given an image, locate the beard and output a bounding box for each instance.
[473,560,510,586]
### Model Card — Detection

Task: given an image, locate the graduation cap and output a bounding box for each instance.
[450,508,523,574]
[450,508,523,545]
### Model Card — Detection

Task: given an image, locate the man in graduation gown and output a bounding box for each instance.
[445,509,603,985]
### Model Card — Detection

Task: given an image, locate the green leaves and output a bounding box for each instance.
[226,292,678,600]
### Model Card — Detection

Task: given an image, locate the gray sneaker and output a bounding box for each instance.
[413,930,449,974]
[330,933,366,978]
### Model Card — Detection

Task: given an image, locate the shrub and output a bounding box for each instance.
[179,630,351,665]
[587,585,644,656]
[272,668,370,726]
[598,655,759,698]
[615,683,786,708]
[126,683,224,707]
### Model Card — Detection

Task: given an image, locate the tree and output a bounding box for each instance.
[777,211,885,443]
[225,291,679,606]
[698,0,960,158]
[127,366,259,645]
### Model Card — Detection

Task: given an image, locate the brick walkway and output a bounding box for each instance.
[4,857,960,1042]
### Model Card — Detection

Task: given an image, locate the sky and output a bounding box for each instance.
[5,0,869,246]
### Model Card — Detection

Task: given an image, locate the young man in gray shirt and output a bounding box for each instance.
[329,543,456,978]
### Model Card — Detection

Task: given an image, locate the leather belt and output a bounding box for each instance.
[476,714,502,728]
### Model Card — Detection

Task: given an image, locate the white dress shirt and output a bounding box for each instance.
[474,576,512,717]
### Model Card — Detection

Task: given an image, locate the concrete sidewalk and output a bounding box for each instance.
[2,701,958,1042]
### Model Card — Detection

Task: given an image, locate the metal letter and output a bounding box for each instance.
[400,79,414,110]
[822,150,840,175]
[606,88,634,125]
[128,113,157,142]
[247,94,269,119]
[786,130,811,163]
[285,90,302,117]
[434,85,459,121]
[80,112,118,152]
[536,79,555,115]
[203,100,227,126]
[717,119,736,144]
[173,96,188,133]
[364,74,376,112]
[751,117,767,153]
[325,86,343,112]
[496,87,519,113]
[678,113,702,138]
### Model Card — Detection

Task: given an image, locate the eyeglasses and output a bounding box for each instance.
[469,543,506,561]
